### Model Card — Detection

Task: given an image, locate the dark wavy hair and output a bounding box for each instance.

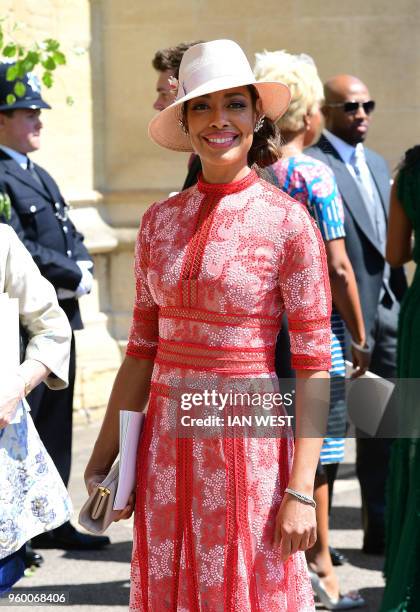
[181,85,282,169]
[247,85,282,168]
[398,145,420,173]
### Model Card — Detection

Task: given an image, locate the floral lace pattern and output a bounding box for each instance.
[127,171,331,611]
[0,406,72,559]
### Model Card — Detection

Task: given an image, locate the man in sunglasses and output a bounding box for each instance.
[307,75,407,556]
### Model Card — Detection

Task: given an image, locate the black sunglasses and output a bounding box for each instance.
[326,100,376,115]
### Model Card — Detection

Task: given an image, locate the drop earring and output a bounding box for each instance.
[178,118,189,135]
[254,115,265,133]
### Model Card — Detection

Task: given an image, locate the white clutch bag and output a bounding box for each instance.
[79,410,145,534]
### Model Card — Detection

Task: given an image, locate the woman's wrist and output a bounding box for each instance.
[17,360,49,397]
[15,373,27,399]
[286,479,314,497]
[86,442,118,475]
[351,338,371,354]
[284,487,316,508]
[352,333,366,346]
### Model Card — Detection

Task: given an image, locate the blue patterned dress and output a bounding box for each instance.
[0,402,72,592]
[270,153,347,464]
[0,402,72,559]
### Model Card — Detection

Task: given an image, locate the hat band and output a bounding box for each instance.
[177,63,255,99]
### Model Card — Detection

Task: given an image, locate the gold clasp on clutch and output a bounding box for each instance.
[97,486,110,497]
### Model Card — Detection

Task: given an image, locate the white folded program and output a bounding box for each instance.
[113,410,145,510]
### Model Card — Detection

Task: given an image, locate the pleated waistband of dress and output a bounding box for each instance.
[155,337,276,374]
[159,306,279,329]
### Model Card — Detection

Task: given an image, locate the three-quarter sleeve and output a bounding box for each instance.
[126,207,159,361]
[4,226,71,388]
[279,203,332,370]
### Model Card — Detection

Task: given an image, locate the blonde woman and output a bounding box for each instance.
[254,50,367,609]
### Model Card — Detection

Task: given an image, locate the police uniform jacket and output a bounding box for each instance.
[0,149,92,330]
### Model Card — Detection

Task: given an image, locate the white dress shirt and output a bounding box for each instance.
[323,130,376,201]
[323,130,358,175]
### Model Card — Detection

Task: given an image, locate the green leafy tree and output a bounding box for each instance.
[0,19,70,106]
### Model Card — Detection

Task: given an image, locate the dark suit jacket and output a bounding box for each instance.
[0,149,92,329]
[306,134,406,342]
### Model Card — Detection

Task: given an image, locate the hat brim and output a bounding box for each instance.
[0,99,51,111]
[148,77,290,152]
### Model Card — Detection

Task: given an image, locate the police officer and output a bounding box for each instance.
[0,64,109,554]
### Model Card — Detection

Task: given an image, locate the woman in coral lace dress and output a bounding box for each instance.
[85,40,332,611]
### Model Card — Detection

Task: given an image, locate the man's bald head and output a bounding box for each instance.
[324,75,368,103]
[322,74,374,145]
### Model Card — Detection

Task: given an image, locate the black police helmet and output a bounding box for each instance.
[0,63,51,111]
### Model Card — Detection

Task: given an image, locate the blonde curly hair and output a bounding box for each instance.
[253,50,323,132]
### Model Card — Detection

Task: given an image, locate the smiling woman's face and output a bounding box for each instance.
[185,86,259,173]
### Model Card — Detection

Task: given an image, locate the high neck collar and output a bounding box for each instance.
[0,145,28,170]
[197,169,258,195]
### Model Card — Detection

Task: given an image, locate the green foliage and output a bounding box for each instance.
[42,56,56,71]
[0,20,68,102]
[53,51,65,65]
[14,80,26,97]
[0,192,11,221]
[5,63,19,80]
[3,43,16,57]
[42,71,53,88]
[45,38,59,52]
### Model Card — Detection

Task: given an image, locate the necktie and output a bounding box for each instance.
[350,145,384,242]
[26,157,43,187]
[351,146,395,305]
[351,145,374,202]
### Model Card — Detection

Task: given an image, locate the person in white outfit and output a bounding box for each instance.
[0,223,72,592]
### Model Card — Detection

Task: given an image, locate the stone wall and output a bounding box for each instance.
[3,1,419,412]
[3,0,95,197]
[96,0,419,335]
[99,0,420,201]
[6,1,419,195]
[2,0,121,417]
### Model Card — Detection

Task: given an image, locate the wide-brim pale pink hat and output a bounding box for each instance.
[148,39,291,152]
